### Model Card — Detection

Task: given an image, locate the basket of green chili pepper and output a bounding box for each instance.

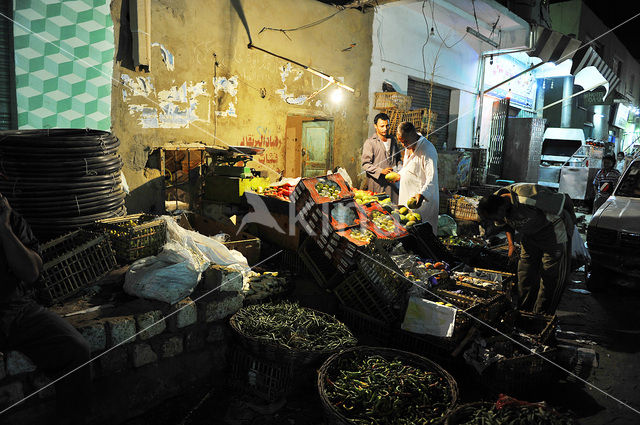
[229,301,357,365]
[318,346,458,425]
[444,401,577,424]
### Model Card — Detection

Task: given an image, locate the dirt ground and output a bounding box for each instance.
[122,269,640,425]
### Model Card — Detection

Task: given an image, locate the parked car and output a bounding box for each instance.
[586,158,640,291]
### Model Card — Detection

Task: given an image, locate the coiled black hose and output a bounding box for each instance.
[0,129,127,240]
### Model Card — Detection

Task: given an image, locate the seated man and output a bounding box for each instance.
[477,184,576,315]
[0,193,91,423]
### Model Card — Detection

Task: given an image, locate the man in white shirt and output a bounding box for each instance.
[361,113,402,203]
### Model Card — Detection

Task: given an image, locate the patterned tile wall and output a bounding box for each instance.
[13,0,114,130]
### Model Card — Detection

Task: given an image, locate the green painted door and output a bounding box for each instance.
[301,120,333,178]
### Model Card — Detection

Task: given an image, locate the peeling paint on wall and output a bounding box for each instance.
[121,74,155,97]
[151,42,175,71]
[122,73,209,128]
[215,102,237,117]
[276,63,308,105]
[213,76,239,97]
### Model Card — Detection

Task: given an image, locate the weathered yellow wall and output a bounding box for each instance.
[110,0,374,212]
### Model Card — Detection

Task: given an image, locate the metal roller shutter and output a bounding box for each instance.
[0,3,16,130]
[407,78,450,148]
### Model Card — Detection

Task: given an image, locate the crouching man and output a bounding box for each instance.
[0,193,91,424]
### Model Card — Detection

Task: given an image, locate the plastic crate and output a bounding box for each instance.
[291,174,354,215]
[96,214,166,263]
[373,92,412,110]
[298,238,346,290]
[39,230,118,305]
[436,283,508,324]
[305,199,368,239]
[228,344,295,402]
[361,202,408,240]
[499,310,558,346]
[355,239,412,307]
[336,304,392,346]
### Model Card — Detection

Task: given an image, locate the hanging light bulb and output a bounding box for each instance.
[489,54,494,65]
[430,27,434,36]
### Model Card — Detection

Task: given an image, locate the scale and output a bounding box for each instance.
[203,145,269,204]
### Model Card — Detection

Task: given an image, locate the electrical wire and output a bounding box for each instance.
[429,0,468,49]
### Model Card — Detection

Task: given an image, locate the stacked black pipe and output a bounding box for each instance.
[0,129,126,240]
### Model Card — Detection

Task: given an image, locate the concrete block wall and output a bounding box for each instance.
[0,291,242,425]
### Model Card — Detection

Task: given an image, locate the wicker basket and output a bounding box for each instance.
[445,402,495,425]
[374,92,412,110]
[317,346,459,425]
[448,197,480,222]
[228,305,356,366]
[385,108,437,135]
[39,230,118,305]
[228,344,295,402]
[96,213,166,263]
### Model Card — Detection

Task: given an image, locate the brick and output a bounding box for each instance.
[170,298,197,329]
[78,322,106,352]
[31,373,56,399]
[6,351,36,376]
[107,316,136,347]
[99,347,128,374]
[206,323,226,343]
[203,265,243,292]
[132,343,158,368]
[198,293,243,323]
[185,329,206,352]
[159,336,183,358]
[135,310,166,340]
[0,381,24,407]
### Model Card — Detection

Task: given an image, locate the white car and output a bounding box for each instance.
[586,158,640,290]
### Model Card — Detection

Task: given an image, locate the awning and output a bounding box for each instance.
[528,26,581,64]
[571,46,620,96]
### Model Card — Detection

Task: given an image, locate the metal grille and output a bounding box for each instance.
[0,3,16,130]
[487,98,510,183]
[407,78,450,148]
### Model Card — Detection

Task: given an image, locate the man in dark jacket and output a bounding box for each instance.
[0,193,91,423]
[361,112,402,203]
[477,184,576,315]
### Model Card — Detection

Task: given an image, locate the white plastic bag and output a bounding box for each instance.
[401,297,457,337]
[570,224,591,265]
[123,216,250,304]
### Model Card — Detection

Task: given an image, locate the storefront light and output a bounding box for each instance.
[330,88,343,104]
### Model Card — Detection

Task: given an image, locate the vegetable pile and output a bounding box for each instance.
[315,180,342,200]
[262,183,294,201]
[349,228,375,243]
[440,236,485,247]
[242,271,289,302]
[325,352,453,425]
[369,210,399,233]
[456,404,576,424]
[232,302,356,351]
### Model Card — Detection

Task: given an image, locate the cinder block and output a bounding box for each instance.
[135,310,166,340]
[99,347,128,374]
[107,316,136,347]
[159,336,183,358]
[203,265,244,292]
[0,381,24,406]
[206,323,226,343]
[31,373,56,399]
[170,298,197,329]
[198,293,244,323]
[132,343,158,368]
[185,328,206,352]
[78,322,106,352]
[6,351,37,376]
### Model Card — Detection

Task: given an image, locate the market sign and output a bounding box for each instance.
[484,55,536,109]
[583,88,611,106]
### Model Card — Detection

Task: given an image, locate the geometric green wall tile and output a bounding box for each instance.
[15,0,113,130]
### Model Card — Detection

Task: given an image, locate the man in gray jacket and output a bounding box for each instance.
[361,112,402,203]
